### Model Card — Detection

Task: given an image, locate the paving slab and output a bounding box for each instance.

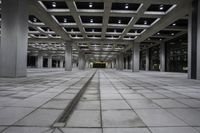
[127,99,160,109]
[101,100,131,110]
[58,128,102,133]
[15,109,63,126]
[150,127,199,133]
[0,107,34,125]
[102,110,145,127]
[103,128,150,133]
[135,109,187,126]
[2,127,50,133]
[66,110,101,127]
[76,101,100,110]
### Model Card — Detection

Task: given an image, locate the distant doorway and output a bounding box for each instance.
[93,63,106,68]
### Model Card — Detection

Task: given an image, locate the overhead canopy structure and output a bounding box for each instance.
[27,0,190,61]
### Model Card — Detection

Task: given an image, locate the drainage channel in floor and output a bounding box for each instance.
[53,71,101,128]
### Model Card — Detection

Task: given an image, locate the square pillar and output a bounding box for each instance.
[85,60,89,69]
[132,43,140,72]
[60,59,64,68]
[160,43,166,72]
[116,56,119,70]
[145,49,150,71]
[126,57,129,69]
[188,0,200,79]
[112,60,115,69]
[0,0,28,77]
[65,43,72,71]
[118,53,124,71]
[78,52,86,70]
[37,54,43,68]
[55,61,58,68]
[48,55,52,68]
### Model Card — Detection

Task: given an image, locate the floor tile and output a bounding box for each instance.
[135,109,187,126]
[76,101,100,110]
[152,99,188,108]
[167,109,200,126]
[2,127,50,133]
[59,128,102,133]
[150,127,199,133]
[102,110,145,127]
[176,99,200,107]
[127,99,160,109]
[42,99,71,109]
[66,110,101,127]
[101,100,131,110]
[16,109,62,126]
[122,94,145,100]
[142,93,167,99]
[103,128,150,133]
[0,107,34,125]
[101,94,123,100]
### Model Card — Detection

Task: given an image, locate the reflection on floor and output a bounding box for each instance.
[0,69,200,133]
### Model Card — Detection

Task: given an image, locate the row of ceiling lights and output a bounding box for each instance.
[51,1,165,11]
[157,32,175,36]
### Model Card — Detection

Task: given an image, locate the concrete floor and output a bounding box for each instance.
[0,69,200,133]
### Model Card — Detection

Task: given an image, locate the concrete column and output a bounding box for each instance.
[197,0,200,80]
[56,60,58,68]
[78,52,86,70]
[130,56,132,70]
[118,54,124,70]
[116,56,119,70]
[107,62,111,69]
[37,54,43,68]
[126,57,129,69]
[112,60,115,69]
[132,43,140,72]
[85,60,89,69]
[60,60,64,68]
[73,61,77,68]
[160,43,166,72]
[65,43,72,71]
[48,55,52,68]
[0,0,28,77]
[145,49,150,71]
[188,0,200,79]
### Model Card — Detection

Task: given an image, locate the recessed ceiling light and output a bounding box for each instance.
[52,2,56,7]
[171,33,175,36]
[118,20,121,24]
[90,19,93,23]
[64,18,67,23]
[172,23,176,26]
[33,18,37,22]
[125,4,129,9]
[89,2,93,8]
[159,38,162,41]
[159,5,164,10]
[144,21,147,25]
[157,32,160,35]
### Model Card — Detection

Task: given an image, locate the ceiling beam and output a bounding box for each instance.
[28,0,71,40]
[122,0,192,52]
